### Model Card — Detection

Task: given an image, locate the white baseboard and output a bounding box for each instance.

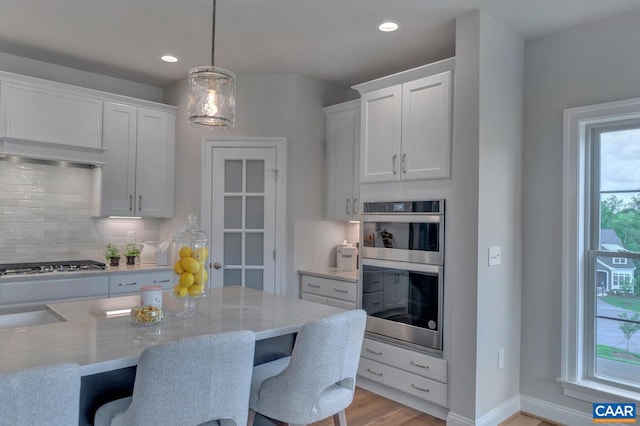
[446,395,520,426]
[520,394,596,425]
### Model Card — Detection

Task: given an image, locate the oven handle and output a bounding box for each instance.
[360,257,443,275]
[360,214,443,223]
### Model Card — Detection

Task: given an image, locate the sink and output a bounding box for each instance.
[0,310,64,331]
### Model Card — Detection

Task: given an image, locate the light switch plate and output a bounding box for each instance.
[489,246,501,266]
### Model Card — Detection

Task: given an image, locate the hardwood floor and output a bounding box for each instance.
[310,387,561,426]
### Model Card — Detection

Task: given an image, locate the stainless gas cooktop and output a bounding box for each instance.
[0,260,107,276]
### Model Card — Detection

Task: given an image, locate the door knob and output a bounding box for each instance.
[213,262,222,270]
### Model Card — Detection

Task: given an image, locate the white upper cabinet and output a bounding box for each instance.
[0,80,102,148]
[354,59,454,184]
[324,100,360,221]
[101,102,175,218]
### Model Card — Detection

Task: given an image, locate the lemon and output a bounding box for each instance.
[194,268,208,285]
[173,260,184,275]
[181,257,201,274]
[194,246,209,261]
[178,246,193,259]
[173,285,188,298]
[188,284,204,297]
[179,272,195,288]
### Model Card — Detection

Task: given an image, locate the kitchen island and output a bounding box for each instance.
[0,286,345,425]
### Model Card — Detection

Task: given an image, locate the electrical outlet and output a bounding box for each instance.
[498,348,505,369]
[489,246,501,266]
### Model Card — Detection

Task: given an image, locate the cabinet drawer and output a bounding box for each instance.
[109,271,172,296]
[327,298,357,310]
[358,358,447,406]
[299,275,357,302]
[301,292,328,305]
[360,338,446,383]
[0,276,108,305]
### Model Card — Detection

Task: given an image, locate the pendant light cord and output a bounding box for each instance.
[211,0,216,67]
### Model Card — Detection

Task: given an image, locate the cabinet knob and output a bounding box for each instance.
[213,262,222,270]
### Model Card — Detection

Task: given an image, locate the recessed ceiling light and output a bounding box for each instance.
[378,21,399,32]
[161,55,178,63]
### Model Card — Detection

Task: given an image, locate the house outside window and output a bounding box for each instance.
[562,98,640,403]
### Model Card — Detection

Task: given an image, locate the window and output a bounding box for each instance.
[562,98,640,403]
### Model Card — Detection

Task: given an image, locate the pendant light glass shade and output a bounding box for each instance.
[188,66,236,127]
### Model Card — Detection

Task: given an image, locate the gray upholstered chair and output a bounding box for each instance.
[248,309,367,426]
[94,330,255,426]
[0,362,81,426]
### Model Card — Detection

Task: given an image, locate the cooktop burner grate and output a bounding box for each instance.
[0,260,107,275]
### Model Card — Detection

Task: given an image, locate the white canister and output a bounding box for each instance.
[140,285,163,307]
[337,245,358,271]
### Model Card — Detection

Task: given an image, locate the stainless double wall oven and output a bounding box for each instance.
[360,200,444,355]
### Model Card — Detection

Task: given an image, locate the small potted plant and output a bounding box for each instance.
[105,243,120,267]
[125,243,141,265]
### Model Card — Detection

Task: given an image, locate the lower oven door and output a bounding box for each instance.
[360,258,443,353]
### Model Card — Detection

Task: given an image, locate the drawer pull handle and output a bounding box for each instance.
[155,279,170,283]
[333,288,348,294]
[366,368,383,377]
[410,361,429,369]
[410,383,430,393]
[366,348,383,356]
[119,282,137,287]
[307,283,320,288]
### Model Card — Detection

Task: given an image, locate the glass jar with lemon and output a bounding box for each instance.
[171,213,210,316]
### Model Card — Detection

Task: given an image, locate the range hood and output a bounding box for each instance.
[0,137,105,166]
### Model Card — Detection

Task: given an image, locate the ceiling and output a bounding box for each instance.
[0,0,639,89]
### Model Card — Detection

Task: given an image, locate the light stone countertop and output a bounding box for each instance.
[0,286,344,376]
[297,267,359,283]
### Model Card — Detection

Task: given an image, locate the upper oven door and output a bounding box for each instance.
[361,213,444,265]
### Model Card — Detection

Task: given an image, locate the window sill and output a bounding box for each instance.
[559,379,640,404]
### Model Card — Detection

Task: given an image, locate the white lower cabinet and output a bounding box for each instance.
[0,276,109,306]
[299,274,357,310]
[108,270,172,296]
[358,337,447,406]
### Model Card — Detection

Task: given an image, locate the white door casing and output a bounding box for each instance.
[201,138,287,295]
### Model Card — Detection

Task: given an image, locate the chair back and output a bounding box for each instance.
[259,309,366,420]
[111,330,255,426]
[0,362,81,426]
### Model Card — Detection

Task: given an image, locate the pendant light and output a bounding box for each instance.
[187,0,236,127]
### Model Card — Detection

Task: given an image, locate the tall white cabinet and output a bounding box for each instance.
[354,59,454,184]
[101,101,175,218]
[324,100,360,221]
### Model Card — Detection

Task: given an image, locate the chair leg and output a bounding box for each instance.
[247,409,256,426]
[333,410,347,426]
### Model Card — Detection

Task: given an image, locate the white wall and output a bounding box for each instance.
[163,73,350,297]
[445,11,524,424]
[476,11,523,418]
[521,9,640,415]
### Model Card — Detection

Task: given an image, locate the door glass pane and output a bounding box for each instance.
[246,196,264,229]
[224,196,242,229]
[224,233,242,265]
[246,270,263,290]
[224,160,243,193]
[245,233,264,266]
[223,269,242,287]
[246,160,265,193]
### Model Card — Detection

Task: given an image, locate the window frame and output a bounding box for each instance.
[562,97,640,404]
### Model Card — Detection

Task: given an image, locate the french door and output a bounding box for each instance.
[201,139,286,294]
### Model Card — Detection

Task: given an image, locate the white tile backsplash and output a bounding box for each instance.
[0,160,164,263]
